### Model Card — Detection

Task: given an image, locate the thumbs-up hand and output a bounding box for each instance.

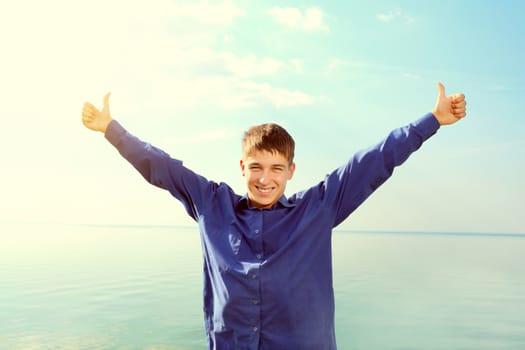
[432,83,467,126]
[82,92,113,133]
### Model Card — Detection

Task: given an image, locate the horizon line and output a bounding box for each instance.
[67,223,525,238]
[1,221,523,238]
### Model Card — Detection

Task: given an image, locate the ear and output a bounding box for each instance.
[287,162,296,180]
[240,159,246,176]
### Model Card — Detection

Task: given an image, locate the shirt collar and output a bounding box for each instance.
[237,194,296,210]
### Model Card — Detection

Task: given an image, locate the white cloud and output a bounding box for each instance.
[161,128,236,145]
[403,72,421,80]
[202,78,315,109]
[123,46,312,109]
[172,0,244,25]
[323,58,411,75]
[323,58,386,74]
[377,8,414,24]
[221,53,283,78]
[0,0,316,123]
[377,8,401,23]
[324,58,350,74]
[269,7,329,32]
[241,81,315,108]
[290,59,304,74]
[488,85,511,91]
[130,75,315,112]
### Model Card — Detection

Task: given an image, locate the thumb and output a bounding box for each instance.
[103,92,111,110]
[437,82,446,99]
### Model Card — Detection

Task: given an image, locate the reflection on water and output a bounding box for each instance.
[1,224,525,349]
[1,224,205,350]
[332,232,525,350]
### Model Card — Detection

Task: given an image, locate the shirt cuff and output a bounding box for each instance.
[104,120,127,147]
[411,112,441,141]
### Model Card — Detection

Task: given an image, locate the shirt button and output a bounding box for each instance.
[256,254,263,259]
[252,299,259,305]
[251,274,257,279]
[254,229,260,234]
[252,326,258,332]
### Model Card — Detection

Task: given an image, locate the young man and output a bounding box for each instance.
[81,83,466,350]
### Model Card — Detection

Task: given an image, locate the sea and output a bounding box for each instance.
[1,223,524,350]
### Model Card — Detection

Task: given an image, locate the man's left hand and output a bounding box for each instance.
[432,82,467,125]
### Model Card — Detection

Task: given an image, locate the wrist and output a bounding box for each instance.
[431,109,443,125]
[102,118,113,133]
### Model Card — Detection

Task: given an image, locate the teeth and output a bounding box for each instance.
[258,187,272,193]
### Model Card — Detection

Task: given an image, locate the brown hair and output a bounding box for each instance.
[242,123,295,164]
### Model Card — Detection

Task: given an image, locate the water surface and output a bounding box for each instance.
[1,224,524,349]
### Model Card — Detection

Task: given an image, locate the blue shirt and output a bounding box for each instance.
[105,113,440,350]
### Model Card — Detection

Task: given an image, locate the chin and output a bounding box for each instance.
[257,200,274,208]
[251,196,276,209]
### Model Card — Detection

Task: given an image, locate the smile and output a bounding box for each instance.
[256,186,274,194]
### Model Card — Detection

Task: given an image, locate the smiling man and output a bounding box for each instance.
[241,123,296,209]
[82,83,466,350]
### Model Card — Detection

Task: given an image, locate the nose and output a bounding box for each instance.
[258,170,270,185]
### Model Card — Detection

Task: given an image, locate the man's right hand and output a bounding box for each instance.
[82,92,113,133]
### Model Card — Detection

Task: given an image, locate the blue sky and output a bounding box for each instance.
[0,1,523,233]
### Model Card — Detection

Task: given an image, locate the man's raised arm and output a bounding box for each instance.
[80,93,216,221]
[325,82,467,226]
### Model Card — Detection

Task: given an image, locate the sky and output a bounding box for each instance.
[0,0,523,234]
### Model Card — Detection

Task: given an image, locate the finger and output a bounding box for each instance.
[453,105,466,113]
[437,82,446,98]
[81,108,95,118]
[452,94,465,103]
[452,100,466,109]
[453,110,466,118]
[82,115,94,122]
[103,92,111,109]
[84,102,97,110]
[82,104,97,115]
[453,110,467,118]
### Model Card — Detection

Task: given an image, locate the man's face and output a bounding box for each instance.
[240,150,295,209]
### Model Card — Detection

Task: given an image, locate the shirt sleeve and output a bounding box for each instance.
[104,120,217,220]
[322,112,440,227]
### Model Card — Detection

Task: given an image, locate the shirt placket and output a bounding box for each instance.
[246,210,264,348]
